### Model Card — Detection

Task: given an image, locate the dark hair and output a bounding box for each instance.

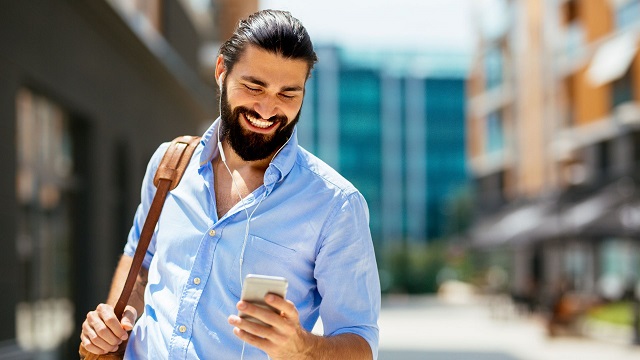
[218,9,317,76]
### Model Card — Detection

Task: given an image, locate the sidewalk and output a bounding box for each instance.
[378,294,640,360]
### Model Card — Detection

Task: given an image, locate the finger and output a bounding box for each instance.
[82,321,121,353]
[237,301,284,328]
[86,311,122,347]
[81,333,119,355]
[121,305,137,332]
[265,295,298,320]
[232,326,273,352]
[87,304,126,346]
[80,333,109,355]
[96,304,129,341]
[228,314,274,340]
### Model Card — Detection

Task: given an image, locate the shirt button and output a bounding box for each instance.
[208,229,216,237]
[193,277,201,285]
[178,325,187,333]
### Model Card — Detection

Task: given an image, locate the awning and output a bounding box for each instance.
[470,178,639,247]
[579,196,640,238]
[470,199,560,247]
[560,178,635,236]
[587,32,638,87]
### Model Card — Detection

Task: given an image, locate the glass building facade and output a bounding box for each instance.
[298,45,469,248]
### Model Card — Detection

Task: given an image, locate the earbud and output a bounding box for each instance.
[217,123,226,163]
[218,141,226,163]
[218,73,225,91]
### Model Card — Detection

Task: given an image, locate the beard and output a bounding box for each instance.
[219,85,299,162]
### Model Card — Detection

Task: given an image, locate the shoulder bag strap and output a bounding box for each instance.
[113,135,200,319]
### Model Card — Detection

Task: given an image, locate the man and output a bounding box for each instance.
[81,9,380,359]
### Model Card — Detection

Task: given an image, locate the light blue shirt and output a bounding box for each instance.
[123,119,380,359]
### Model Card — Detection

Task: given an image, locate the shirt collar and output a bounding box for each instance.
[199,119,220,168]
[198,118,298,187]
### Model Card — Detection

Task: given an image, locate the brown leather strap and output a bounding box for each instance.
[113,135,200,319]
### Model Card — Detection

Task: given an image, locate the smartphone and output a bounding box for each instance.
[239,274,288,326]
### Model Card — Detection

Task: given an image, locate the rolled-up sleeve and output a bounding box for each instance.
[314,191,381,359]
[123,143,170,269]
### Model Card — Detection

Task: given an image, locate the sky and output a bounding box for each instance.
[259,0,478,55]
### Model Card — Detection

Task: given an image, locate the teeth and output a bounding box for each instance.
[246,114,274,129]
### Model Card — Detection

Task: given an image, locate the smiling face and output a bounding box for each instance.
[216,45,309,162]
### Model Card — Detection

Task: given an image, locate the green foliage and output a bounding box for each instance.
[379,239,478,294]
[443,185,474,236]
[587,301,635,326]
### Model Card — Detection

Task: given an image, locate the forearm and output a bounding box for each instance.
[303,332,372,360]
[106,255,148,317]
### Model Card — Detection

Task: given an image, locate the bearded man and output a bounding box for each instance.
[81,9,380,360]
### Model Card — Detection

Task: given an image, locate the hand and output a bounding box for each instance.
[80,303,137,354]
[228,295,316,360]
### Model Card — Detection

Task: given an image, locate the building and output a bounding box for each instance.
[1,1,467,355]
[467,0,640,309]
[0,0,257,357]
[299,46,469,265]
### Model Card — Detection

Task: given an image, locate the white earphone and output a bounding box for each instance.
[216,124,291,287]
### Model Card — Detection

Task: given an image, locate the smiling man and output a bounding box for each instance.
[81,9,380,360]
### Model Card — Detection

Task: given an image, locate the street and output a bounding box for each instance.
[378,295,640,360]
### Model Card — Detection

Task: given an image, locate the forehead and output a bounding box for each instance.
[229,45,309,87]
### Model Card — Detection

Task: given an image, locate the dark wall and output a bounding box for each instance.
[0,0,214,350]
[164,0,201,71]
[0,60,20,345]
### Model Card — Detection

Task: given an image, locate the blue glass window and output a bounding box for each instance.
[484,47,503,89]
[487,110,505,153]
[616,0,640,29]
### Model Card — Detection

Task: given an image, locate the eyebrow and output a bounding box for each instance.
[240,76,303,93]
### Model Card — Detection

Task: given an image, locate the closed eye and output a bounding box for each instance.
[244,85,261,93]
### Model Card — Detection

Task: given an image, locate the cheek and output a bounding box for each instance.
[227,97,250,110]
[226,88,253,105]
[282,102,303,119]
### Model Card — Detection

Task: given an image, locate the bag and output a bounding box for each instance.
[79,136,200,359]
[79,342,126,360]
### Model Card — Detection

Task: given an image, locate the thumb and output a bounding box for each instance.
[121,305,137,332]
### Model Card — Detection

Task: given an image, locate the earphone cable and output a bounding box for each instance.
[217,120,290,360]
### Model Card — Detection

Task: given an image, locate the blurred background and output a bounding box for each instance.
[1,0,640,359]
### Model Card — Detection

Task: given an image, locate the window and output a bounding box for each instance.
[599,239,639,300]
[562,1,585,59]
[475,170,506,213]
[565,22,586,58]
[15,89,75,351]
[632,130,640,170]
[612,67,634,108]
[487,110,505,153]
[596,140,612,181]
[615,0,640,29]
[484,47,504,89]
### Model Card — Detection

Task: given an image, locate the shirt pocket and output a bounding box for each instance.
[227,234,296,298]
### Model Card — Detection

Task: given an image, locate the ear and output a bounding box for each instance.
[215,55,226,88]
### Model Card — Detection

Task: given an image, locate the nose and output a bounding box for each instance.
[253,95,279,120]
